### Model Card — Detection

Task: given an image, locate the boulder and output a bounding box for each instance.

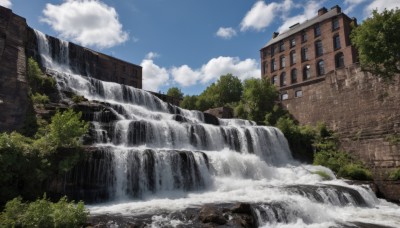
[198,205,227,225]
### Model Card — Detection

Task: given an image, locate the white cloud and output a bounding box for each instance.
[240,0,294,31]
[171,56,260,87]
[344,0,368,13]
[141,58,170,92]
[0,0,11,8]
[365,0,400,15]
[145,52,160,60]
[277,0,325,33]
[41,0,128,49]
[216,27,237,39]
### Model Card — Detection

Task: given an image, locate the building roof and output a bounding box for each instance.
[262,8,343,49]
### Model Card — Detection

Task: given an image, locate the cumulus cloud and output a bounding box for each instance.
[344,0,368,13]
[171,56,260,87]
[216,27,237,39]
[145,52,160,60]
[41,0,128,49]
[141,56,170,92]
[365,0,400,15]
[277,0,325,33]
[240,0,294,31]
[0,0,12,8]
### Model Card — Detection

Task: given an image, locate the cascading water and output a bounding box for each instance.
[35,30,400,227]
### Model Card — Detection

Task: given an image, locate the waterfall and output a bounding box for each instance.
[34,30,400,228]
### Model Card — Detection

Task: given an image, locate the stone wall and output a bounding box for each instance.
[0,6,29,132]
[282,64,400,201]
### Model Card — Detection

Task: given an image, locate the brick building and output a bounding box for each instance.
[260,5,358,100]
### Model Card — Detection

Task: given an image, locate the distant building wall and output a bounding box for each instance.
[204,107,233,119]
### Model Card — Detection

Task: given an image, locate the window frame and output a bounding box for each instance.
[315,40,323,57]
[280,72,286,87]
[314,24,321,37]
[333,34,341,50]
[291,68,297,84]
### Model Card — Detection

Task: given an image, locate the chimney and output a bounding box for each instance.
[331,5,341,13]
[272,32,279,38]
[351,17,358,26]
[318,7,327,16]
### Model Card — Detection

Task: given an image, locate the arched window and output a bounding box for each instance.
[301,47,309,61]
[317,60,325,76]
[290,51,296,65]
[271,59,276,72]
[291,69,297,84]
[280,72,286,87]
[335,52,345,68]
[280,55,286,68]
[303,65,311,80]
[271,75,277,85]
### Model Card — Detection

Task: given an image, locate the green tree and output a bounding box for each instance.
[351,8,400,79]
[214,74,243,106]
[240,78,278,123]
[180,95,198,110]
[166,87,184,100]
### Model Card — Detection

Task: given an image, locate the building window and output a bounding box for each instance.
[314,24,321,37]
[290,38,296,48]
[279,42,285,52]
[333,34,341,50]
[272,75,277,85]
[301,47,309,62]
[271,59,276,72]
[281,93,289,100]
[303,65,311,80]
[291,68,297,84]
[280,72,286,87]
[332,17,339,30]
[317,60,325,76]
[290,51,296,65]
[302,31,308,42]
[263,62,268,75]
[271,45,275,56]
[295,90,303,97]
[335,52,345,68]
[262,49,268,58]
[280,55,286,69]
[315,40,323,57]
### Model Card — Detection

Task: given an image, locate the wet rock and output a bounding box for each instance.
[203,112,219,126]
[173,114,189,123]
[231,203,252,214]
[199,205,227,225]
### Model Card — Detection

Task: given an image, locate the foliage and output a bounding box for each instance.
[350,8,400,80]
[180,95,198,110]
[214,74,243,106]
[166,87,184,100]
[0,109,88,204]
[48,109,89,148]
[27,57,56,94]
[0,195,88,227]
[337,164,372,181]
[72,95,86,103]
[240,78,278,123]
[388,168,400,181]
[31,92,50,104]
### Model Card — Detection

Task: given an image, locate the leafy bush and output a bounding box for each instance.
[0,196,88,227]
[338,164,372,181]
[72,95,86,103]
[27,58,56,95]
[311,170,333,181]
[48,109,89,148]
[31,92,50,104]
[388,168,400,181]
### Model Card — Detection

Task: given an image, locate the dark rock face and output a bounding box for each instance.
[205,107,234,118]
[0,6,29,132]
[199,205,227,225]
[203,112,220,126]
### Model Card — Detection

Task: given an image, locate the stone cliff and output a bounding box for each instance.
[282,64,400,201]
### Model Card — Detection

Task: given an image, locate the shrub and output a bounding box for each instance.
[311,170,333,180]
[27,58,56,94]
[338,164,372,181]
[0,195,88,227]
[388,168,400,181]
[48,109,89,148]
[31,92,50,104]
[72,95,86,103]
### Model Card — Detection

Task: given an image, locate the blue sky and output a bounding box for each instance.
[1,0,399,95]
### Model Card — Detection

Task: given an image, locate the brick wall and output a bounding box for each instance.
[282,64,400,201]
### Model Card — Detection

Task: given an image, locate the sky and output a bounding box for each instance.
[1,0,400,95]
